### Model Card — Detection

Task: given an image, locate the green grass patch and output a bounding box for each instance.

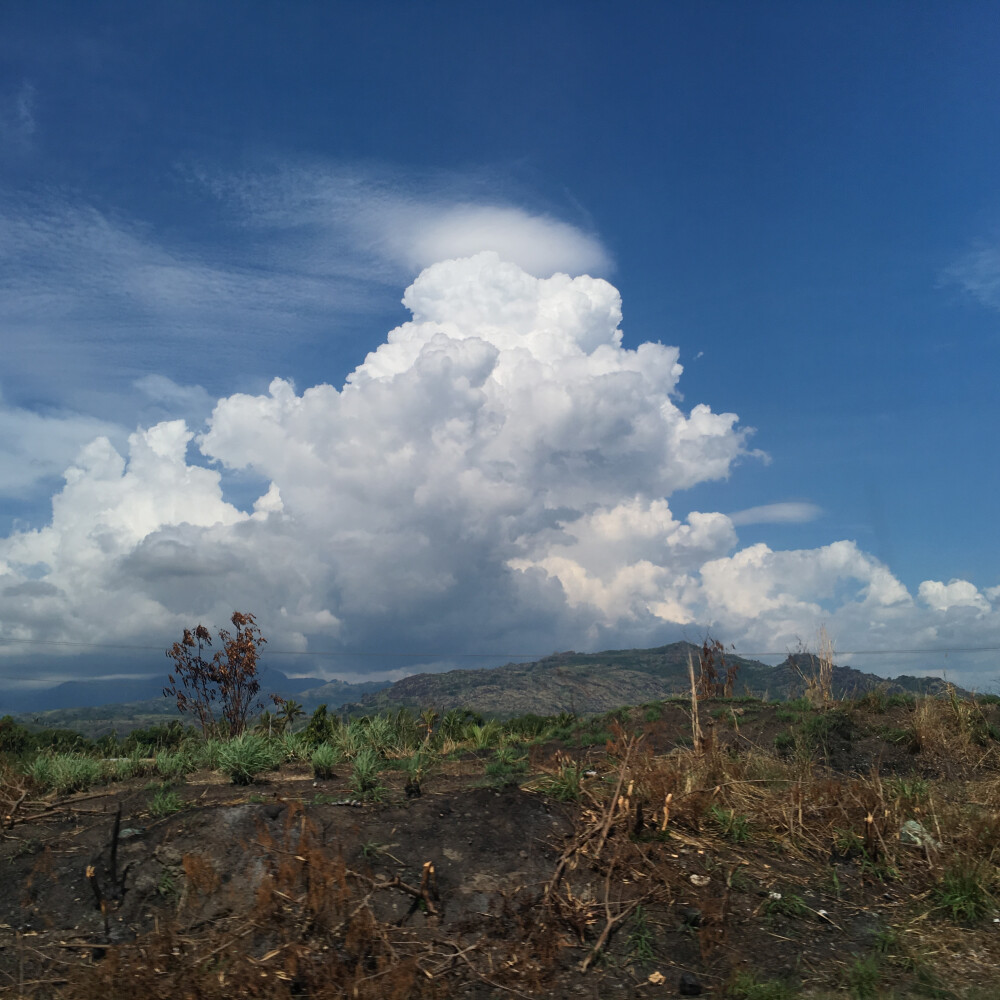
[217,733,282,785]
[932,861,995,923]
[311,742,342,780]
[726,973,795,1000]
[148,783,185,817]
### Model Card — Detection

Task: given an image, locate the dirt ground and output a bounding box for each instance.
[2,699,998,998]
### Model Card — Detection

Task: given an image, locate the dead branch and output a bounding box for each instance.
[594,735,639,860]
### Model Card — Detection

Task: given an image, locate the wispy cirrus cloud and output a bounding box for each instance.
[0,81,35,152]
[943,243,1000,310]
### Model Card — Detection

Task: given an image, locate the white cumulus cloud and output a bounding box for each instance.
[2,254,1000,688]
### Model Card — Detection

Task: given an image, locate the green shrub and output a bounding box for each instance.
[466,721,500,749]
[349,747,385,800]
[217,733,282,785]
[358,715,396,756]
[0,715,31,754]
[438,708,481,742]
[154,749,196,781]
[26,754,54,789]
[303,704,339,747]
[28,729,92,753]
[402,750,431,794]
[311,742,342,779]
[773,730,796,754]
[121,721,190,755]
[336,719,367,760]
[504,714,549,739]
[278,731,310,762]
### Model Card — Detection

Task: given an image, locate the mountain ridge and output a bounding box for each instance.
[349,641,957,717]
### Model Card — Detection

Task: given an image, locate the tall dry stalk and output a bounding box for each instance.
[792,626,836,706]
[688,652,703,748]
[816,625,835,704]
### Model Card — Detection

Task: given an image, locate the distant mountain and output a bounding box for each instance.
[0,665,332,715]
[349,642,959,718]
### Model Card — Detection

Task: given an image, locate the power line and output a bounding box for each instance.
[0,637,540,658]
[0,636,998,658]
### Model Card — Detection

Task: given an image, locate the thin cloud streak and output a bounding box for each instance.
[729,502,823,526]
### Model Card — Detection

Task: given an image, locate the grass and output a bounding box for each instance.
[626,904,655,963]
[349,747,385,800]
[709,803,751,842]
[217,732,282,785]
[148,783,185,816]
[27,752,104,794]
[541,761,585,801]
[310,741,342,779]
[845,953,883,1000]
[154,749,196,781]
[932,861,995,923]
[762,891,809,920]
[484,745,528,789]
[727,973,795,999]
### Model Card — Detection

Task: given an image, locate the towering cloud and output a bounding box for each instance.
[2,254,999,687]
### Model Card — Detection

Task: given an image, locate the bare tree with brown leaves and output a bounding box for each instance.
[696,637,740,699]
[164,611,268,737]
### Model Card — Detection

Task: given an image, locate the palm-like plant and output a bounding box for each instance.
[279,699,305,732]
[419,708,439,743]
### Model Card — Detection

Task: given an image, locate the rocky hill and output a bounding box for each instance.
[351,641,957,717]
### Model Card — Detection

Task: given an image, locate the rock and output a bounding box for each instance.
[678,971,702,995]
[154,845,183,866]
[899,819,941,849]
[689,874,710,887]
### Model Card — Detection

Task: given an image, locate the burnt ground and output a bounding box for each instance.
[1,698,999,998]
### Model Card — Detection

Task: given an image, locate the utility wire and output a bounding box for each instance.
[0,636,998,658]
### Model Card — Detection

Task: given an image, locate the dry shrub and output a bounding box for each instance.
[911,690,1000,770]
[61,807,440,1000]
[790,626,836,706]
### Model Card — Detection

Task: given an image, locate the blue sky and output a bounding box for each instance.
[2,2,1000,692]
